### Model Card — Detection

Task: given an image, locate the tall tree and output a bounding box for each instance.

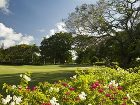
[65,0,140,68]
[73,35,98,64]
[66,0,140,36]
[40,32,73,64]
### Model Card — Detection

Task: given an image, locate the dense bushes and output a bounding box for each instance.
[0,67,140,105]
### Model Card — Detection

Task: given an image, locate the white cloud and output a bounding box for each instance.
[76,0,97,4]
[0,0,8,8]
[0,23,34,48]
[19,36,34,45]
[0,0,10,13]
[49,29,55,36]
[47,22,68,38]
[56,22,67,32]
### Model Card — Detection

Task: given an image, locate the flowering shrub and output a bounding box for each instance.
[0,66,140,105]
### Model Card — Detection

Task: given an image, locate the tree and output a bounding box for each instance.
[40,32,73,64]
[65,0,140,68]
[66,0,140,36]
[98,23,140,68]
[73,35,98,64]
[1,44,39,65]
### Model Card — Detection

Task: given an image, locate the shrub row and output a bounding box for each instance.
[0,66,140,105]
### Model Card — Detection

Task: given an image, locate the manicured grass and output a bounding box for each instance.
[0,65,91,92]
[0,65,81,74]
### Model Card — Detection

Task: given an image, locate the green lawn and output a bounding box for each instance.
[0,65,91,92]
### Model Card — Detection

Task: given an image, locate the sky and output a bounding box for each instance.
[0,0,97,48]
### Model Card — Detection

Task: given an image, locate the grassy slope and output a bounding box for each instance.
[0,65,91,91]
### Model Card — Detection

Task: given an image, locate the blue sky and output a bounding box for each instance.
[0,0,97,48]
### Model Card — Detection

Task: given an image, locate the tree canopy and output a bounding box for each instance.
[65,0,140,36]
[65,0,140,68]
[40,32,73,64]
[0,44,40,65]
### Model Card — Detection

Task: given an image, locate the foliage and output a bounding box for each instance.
[0,67,140,105]
[65,0,140,68]
[66,0,140,37]
[0,44,40,65]
[40,32,73,64]
[98,26,140,68]
[73,35,98,64]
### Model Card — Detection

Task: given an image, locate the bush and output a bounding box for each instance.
[0,67,140,105]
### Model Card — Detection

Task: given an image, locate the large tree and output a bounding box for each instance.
[73,35,98,64]
[98,22,140,67]
[66,0,140,36]
[40,32,73,64]
[65,0,140,68]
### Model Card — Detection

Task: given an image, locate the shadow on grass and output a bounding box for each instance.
[30,70,75,86]
[0,70,75,94]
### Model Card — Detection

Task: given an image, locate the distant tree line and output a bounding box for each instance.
[0,32,101,65]
[0,28,140,68]
[0,44,40,65]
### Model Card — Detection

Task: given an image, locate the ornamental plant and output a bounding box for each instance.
[0,66,140,105]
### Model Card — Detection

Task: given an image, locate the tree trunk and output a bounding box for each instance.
[120,56,132,68]
[53,58,56,65]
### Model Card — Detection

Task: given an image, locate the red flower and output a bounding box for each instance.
[69,87,75,91]
[32,86,37,91]
[91,81,100,90]
[118,86,123,90]
[98,88,104,93]
[95,81,100,87]
[91,84,97,89]
[105,94,111,97]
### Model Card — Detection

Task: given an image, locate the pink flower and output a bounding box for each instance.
[32,86,37,91]
[105,94,111,97]
[91,81,100,89]
[91,84,97,89]
[94,81,100,87]
[69,87,75,91]
[118,86,123,90]
[98,88,104,93]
